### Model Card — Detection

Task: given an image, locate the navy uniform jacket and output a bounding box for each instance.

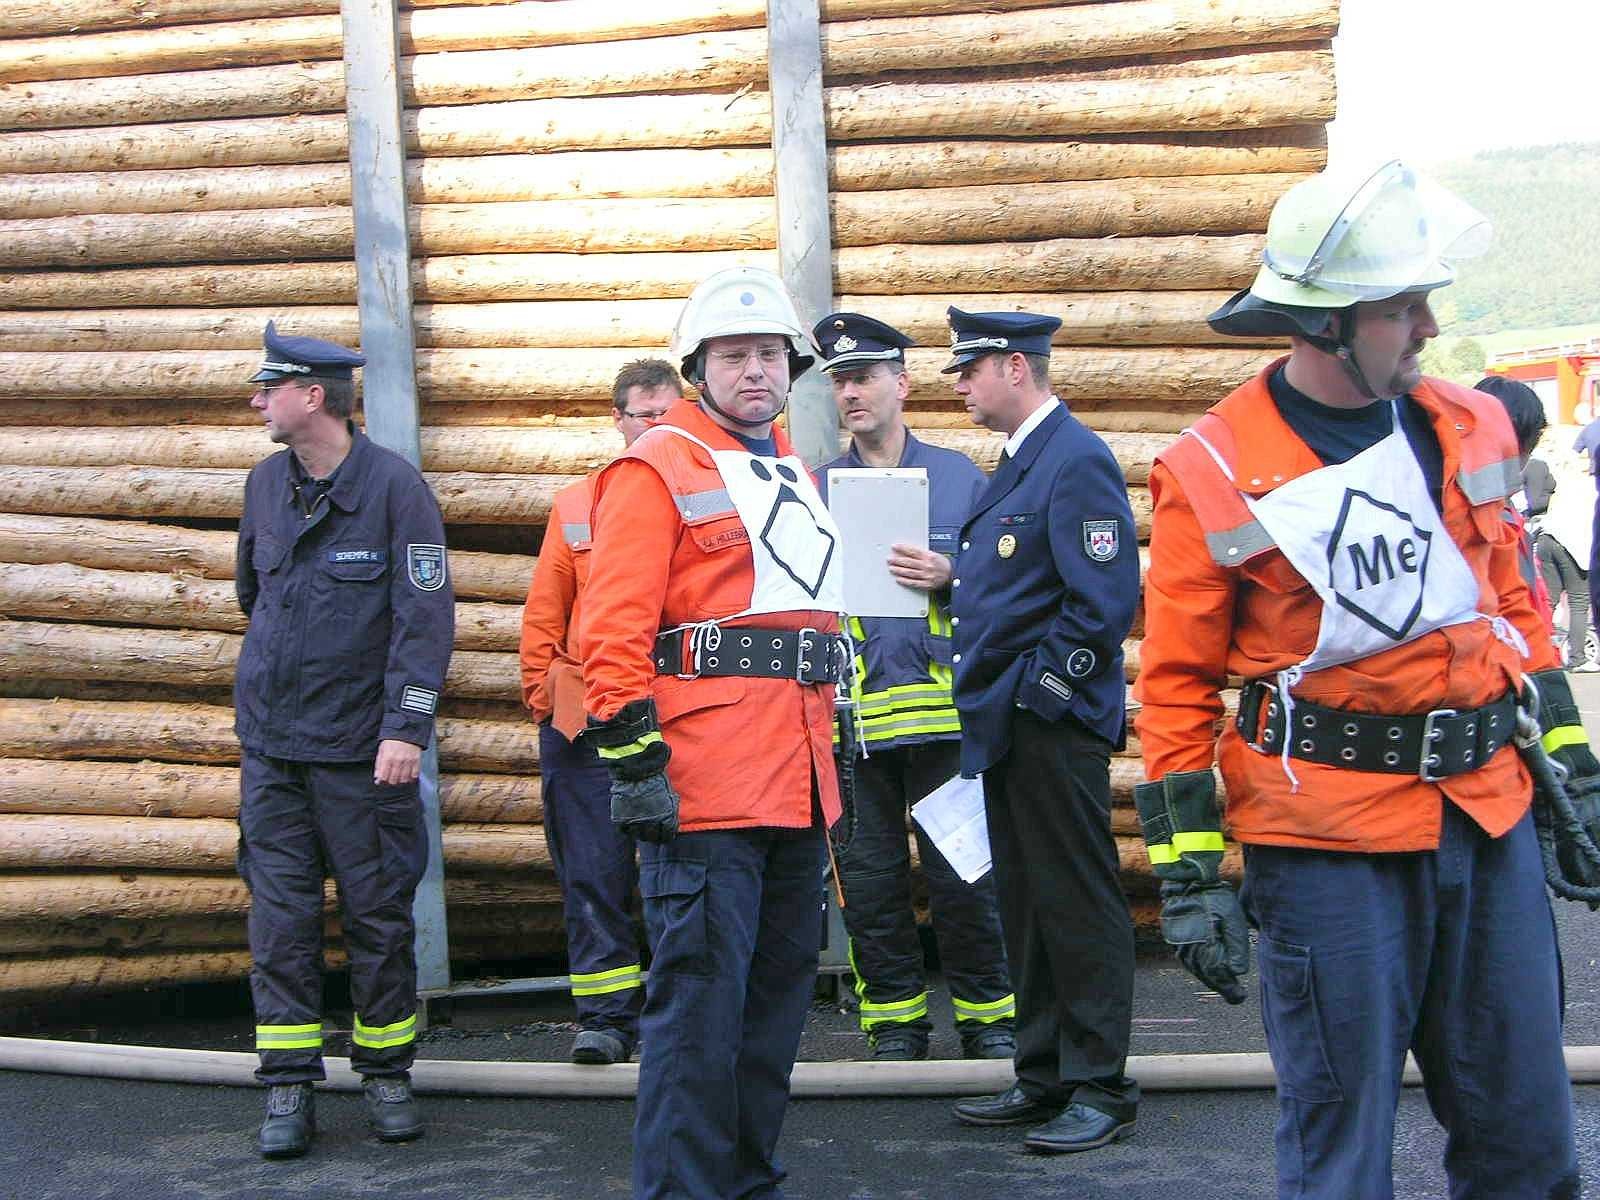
[234,428,455,761]
[950,403,1139,777]
[818,431,986,751]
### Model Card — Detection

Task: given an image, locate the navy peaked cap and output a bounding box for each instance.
[941,307,1061,373]
[812,311,915,372]
[250,320,366,383]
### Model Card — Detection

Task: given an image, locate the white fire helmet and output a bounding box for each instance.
[1252,159,1491,309]
[669,267,818,385]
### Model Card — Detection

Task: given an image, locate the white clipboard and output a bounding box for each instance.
[827,468,929,618]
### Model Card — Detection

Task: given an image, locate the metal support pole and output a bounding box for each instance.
[341,0,451,995]
[768,0,839,468]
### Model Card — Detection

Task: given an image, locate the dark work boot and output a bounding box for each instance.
[870,1027,930,1061]
[363,1073,424,1143]
[258,1083,315,1159]
[961,1025,1017,1060]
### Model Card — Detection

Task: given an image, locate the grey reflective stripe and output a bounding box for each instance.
[1457,457,1519,505]
[675,488,735,522]
[561,522,590,546]
[1203,519,1276,566]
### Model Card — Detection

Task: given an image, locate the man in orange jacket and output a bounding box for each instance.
[1134,161,1590,1198]
[518,357,683,1066]
[579,267,844,1200]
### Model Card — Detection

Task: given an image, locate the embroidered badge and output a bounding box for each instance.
[833,334,858,353]
[407,544,447,592]
[400,685,438,715]
[1082,519,1120,562]
[997,533,1017,559]
[328,548,385,564]
[1066,647,1097,678]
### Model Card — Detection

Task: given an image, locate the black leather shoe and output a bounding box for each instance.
[258,1083,315,1159]
[363,1074,424,1143]
[1023,1103,1136,1154]
[870,1029,930,1061]
[952,1083,1064,1127]
[960,1026,1016,1060]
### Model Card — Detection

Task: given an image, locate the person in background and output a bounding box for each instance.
[518,358,684,1065]
[813,311,1016,1063]
[1473,375,1555,644]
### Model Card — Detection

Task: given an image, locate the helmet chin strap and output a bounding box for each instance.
[1322,310,1400,404]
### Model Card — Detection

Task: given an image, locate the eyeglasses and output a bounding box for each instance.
[620,409,671,421]
[253,380,306,396]
[707,346,787,371]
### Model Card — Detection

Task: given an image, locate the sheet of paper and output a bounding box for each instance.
[909,773,991,884]
[827,468,929,618]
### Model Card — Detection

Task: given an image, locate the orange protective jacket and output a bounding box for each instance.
[1134,362,1558,853]
[519,474,594,742]
[578,399,842,833]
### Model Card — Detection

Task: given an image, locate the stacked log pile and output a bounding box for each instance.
[0,0,1329,1001]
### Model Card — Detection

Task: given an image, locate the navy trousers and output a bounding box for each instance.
[634,826,826,1200]
[839,740,1013,1040]
[1241,803,1578,1200]
[237,751,427,1084]
[538,723,643,1045]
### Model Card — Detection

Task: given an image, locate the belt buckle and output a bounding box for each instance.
[676,624,719,681]
[796,626,818,683]
[1242,680,1279,753]
[1419,707,1458,782]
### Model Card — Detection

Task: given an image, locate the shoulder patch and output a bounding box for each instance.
[407,544,448,591]
[1082,519,1120,562]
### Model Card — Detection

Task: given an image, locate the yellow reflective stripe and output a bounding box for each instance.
[256,1023,324,1050]
[952,993,1016,1024]
[570,964,644,996]
[848,939,929,1030]
[861,714,963,743]
[352,1013,417,1049]
[1145,831,1225,865]
[1542,725,1588,754]
[595,731,663,760]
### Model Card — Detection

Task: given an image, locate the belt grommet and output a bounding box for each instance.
[1299,738,1314,752]
[1387,726,1402,740]
[707,655,720,667]
[1343,722,1358,737]
[1301,715,1316,728]
[1383,750,1400,766]
[1465,722,1476,736]
[738,657,750,669]
[1267,703,1279,718]
[1340,747,1356,762]
[772,638,783,649]
[740,636,753,648]
[771,659,783,670]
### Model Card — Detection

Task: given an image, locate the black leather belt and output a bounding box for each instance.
[653,625,846,686]
[1236,680,1519,782]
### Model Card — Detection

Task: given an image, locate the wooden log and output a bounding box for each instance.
[0,69,1332,173]
[0,129,1324,220]
[0,620,525,700]
[0,697,537,772]
[0,346,1278,406]
[0,947,263,999]
[0,758,542,822]
[0,464,566,525]
[0,813,552,872]
[0,291,1260,353]
[13,1,341,39]
[0,871,560,923]
[0,233,1261,310]
[0,174,1295,270]
[0,513,534,601]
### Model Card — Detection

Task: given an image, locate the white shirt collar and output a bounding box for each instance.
[1003,396,1061,459]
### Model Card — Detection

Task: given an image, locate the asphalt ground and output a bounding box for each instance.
[4,675,1600,1198]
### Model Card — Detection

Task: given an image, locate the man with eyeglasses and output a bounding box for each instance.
[580,268,846,1198]
[518,357,684,1066]
[234,323,454,1158]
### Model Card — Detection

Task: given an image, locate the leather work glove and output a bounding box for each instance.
[1529,670,1600,901]
[584,698,680,843]
[1135,769,1250,1004]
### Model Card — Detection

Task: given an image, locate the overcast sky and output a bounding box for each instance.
[1327,0,1600,167]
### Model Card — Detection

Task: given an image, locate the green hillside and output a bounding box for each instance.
[1432,143,1600,336]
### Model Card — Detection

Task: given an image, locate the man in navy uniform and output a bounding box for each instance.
[234,322,455,1159]
[942,308,1141,1153]
[813,312,1016,1061]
